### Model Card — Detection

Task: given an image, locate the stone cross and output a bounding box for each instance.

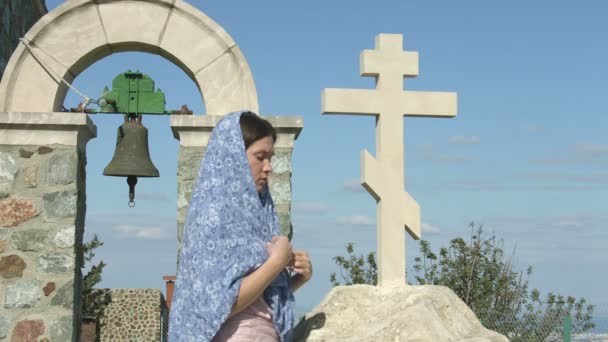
[322,34,457,287]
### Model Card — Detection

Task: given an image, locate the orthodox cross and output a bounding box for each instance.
[322,34,457,286]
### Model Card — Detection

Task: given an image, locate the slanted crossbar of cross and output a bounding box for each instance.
[322,34,457,287]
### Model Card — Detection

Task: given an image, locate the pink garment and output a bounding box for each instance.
[212,297,279,342]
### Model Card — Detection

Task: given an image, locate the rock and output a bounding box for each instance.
[51,280,73,309]
[43,153,76,186]
[293,285,509,342]
[271,152,291,174]
[4,280,41,308]
[11,319,44,342]
[53,225,75,248]
[12,229,47,251]
[0,254,27,278]
[37,146,54,155]
[38,253,73,273]
[0,152,18,198]
[0,197,38,227]
[178,147,205,181]
[0,314,10,339]
[0,240,6,252]
[43,191,77,219]
[50,315,72,341]
[43,282,56,296]
[270,177,290,204]
[21,164,38,188]
[18,148,34,159]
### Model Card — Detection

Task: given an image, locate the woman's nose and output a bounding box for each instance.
[263,158,273,172]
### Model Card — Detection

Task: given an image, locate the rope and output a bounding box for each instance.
[18,37,95,108]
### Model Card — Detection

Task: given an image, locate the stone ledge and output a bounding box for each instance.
[171,114,303,147]
[0,112,97,148]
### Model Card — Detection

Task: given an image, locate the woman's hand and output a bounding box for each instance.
[289,250,313,292]
[266,236,293,270]
[230,237,292,318]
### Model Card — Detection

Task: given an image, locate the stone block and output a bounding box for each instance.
[43,282,56,296]
[0,113,97,149]
[278,213,292,238]
[42,152,76,186]
[21,164,38,188]
[11,229,47,251]
[0,197,38,227]
[160,2,232,77]
[43,191,77,220]
[53,225,75,248]
[51,280,73,309]
[271,152,291,174]
[0,152,17,198]
[98,0,171,47]
[4,280,41,308]
[50,315,72,342]
[194,46,258,115]
[0,314,9,339]
[37,146,53,155]
[177,180,194,210]
[10,319,44,342]
[38,253,73,273]
[0,44,72,113]
[18,148,34,158]
[269,173,291,205]
[0,254,26,278]
[178,147,204,181]
[32,3,107,73]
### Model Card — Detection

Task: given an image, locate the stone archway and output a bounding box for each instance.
[0,0,259,115]
[0,1,289,340]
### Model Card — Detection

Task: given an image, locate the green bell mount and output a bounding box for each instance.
[70,70,192,207]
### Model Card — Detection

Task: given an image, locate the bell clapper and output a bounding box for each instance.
[127,175,138,207]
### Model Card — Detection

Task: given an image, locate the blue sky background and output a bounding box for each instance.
[43,0,608,317]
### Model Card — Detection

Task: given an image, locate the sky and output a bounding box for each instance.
[42,0,608,318]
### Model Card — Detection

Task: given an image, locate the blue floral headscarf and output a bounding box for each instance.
[168,111,294,341]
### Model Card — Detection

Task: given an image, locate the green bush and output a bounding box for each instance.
[330,222,594,341]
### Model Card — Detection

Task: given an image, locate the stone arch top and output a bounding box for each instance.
[0,0,258,115]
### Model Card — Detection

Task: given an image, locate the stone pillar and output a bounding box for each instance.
[0,112,96,341]
[171,114,303,257]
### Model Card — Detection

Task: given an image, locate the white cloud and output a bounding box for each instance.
[112,224,168,240]
[336,215,374,226]
[574,142,608,157]
[554,220,584,229]
[449,135,480,145]
[520,125,545,134]
[421,222,441,235]
[414,144,471,163]
[342,178,365,192]
[136,191,171,202]
[517,173,608,185]
[531,142,608,166]
[294,202,332,214]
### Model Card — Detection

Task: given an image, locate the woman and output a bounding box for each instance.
[169,111,312,341]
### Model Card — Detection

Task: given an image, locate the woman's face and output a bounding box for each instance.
[246,136,275,193]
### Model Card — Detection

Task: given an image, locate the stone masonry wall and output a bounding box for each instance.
[0,0,48,80]
[0,144,85,341]
[96,289,168,342]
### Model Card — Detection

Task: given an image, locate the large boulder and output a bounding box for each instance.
[293,284,508,342]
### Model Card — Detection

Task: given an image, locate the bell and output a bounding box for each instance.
[103,121,159,207]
